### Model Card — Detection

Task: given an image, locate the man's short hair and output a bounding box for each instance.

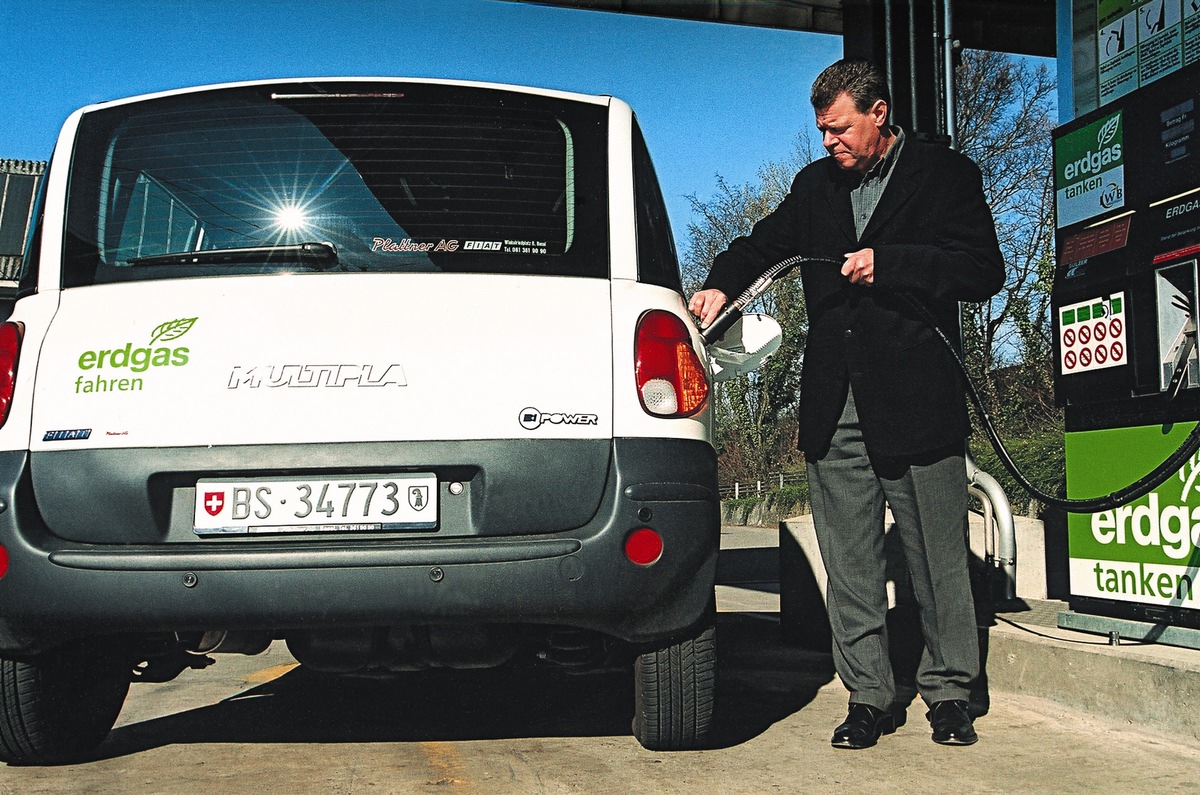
[810,59,890,113]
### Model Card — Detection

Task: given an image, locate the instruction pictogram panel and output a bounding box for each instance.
[1059,292,1128,375]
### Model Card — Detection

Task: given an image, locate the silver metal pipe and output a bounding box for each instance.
[908,0,919,125]
[932,0,944,137]
[966,452,1017,601]
[943,0,958,149]
[967,483,996,564]
[884,0,895,109]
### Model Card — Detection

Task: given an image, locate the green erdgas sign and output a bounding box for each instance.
[1058,114,1123,183]
[1055,111,1125,228]
[1067,423,1200,609]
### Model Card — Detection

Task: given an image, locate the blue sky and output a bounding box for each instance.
[0,0,843,250]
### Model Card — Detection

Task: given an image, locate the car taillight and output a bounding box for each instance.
[634,310,708,417]
[0,322,22,429]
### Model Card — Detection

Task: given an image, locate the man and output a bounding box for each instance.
[690,59,1004,748]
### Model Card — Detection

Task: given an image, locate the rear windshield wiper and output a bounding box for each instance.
[129,242,339,269]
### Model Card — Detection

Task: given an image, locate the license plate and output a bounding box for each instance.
[193,474,437,535]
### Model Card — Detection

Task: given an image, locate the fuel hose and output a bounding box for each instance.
[700,255,1200,514]
[700,254,811,345]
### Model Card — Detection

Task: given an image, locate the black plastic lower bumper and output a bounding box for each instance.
[0,438,718,655]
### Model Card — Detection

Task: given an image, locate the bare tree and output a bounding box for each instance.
[956,50,1058,428]
[954,50,1062,510]
[681,137,816,484]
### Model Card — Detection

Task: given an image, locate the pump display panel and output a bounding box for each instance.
[1054,61,1200,627]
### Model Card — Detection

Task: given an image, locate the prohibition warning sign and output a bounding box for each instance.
[1058,292,1128,374]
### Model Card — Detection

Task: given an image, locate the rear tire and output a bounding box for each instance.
[0,640,130,765]
[631,619,716,751]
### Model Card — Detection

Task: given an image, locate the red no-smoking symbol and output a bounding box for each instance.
[1080,348,1093,367]
[1111,341,1124,361]
[1064,328,1077,347]
[1110,318,1123,337]
[1064,350,1078,370]
[1079,325,1092,345]
[1094,322,1107,342]
[1095,345,1108,364]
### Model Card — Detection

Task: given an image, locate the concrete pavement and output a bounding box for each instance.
[10,613,1200,794]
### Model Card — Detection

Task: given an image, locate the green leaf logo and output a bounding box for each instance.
[150,318,198,345]
[1097,114,1120,147]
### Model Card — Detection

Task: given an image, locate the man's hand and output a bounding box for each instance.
[688,289,728,329]
[841,248,875,285]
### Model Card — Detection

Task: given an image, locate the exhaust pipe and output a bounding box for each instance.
[180,630,272,656]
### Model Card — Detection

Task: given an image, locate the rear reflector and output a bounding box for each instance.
[625,528,663,566]
[0,545,7,579]
[0,322,22,429]
[634,310,708,418]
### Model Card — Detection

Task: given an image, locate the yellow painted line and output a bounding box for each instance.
[243,661,299,684]
[419,741,473,790]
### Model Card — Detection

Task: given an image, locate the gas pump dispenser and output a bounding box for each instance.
[1053,59,1200,632]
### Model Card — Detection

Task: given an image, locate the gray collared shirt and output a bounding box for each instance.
[850,127,905,240]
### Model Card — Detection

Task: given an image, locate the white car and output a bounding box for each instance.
[0,78,776,763]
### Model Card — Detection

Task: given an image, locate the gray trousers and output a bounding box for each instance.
[806,390,979,711]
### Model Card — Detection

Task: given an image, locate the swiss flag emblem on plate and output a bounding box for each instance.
[203,492,225,516]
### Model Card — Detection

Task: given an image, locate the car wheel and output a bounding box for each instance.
[0,639,131,765]
[631,619,716,751]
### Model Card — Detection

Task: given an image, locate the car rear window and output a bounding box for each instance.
[63,82,609,286]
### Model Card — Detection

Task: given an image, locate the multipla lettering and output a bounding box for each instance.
[74,318,196,394]
[227,364,407,389]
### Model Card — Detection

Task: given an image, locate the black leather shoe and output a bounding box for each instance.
[928,699,978,746]
[831,703,897,749]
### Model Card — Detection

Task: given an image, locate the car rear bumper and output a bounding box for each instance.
[0,438,718,655]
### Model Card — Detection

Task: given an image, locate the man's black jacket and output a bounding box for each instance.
[702,138,1005,459]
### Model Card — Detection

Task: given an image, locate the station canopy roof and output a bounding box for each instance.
[505,0,1055,57]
